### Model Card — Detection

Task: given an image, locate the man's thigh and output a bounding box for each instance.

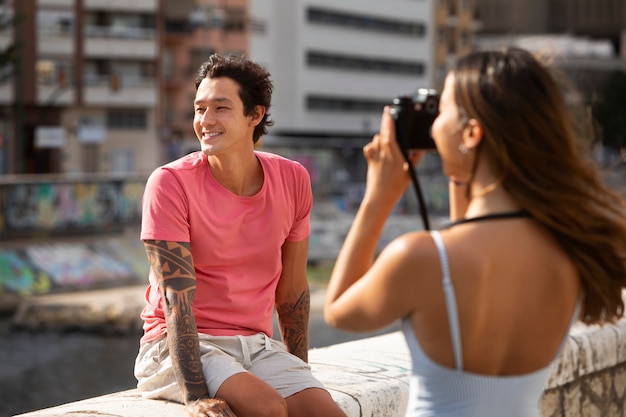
[247,337,326,398]
[216,372,287,417]
[217,375,346,417]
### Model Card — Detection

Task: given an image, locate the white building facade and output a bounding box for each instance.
[249,0,435,141]
[247,0,438,205]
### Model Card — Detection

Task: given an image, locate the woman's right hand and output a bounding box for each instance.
[362,106,423,211]
[186,398,237,417]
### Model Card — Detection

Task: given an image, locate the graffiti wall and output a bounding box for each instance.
[0,177,146,239]
[0,236,149,302]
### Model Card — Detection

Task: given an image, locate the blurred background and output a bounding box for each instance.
[0,0,624,415]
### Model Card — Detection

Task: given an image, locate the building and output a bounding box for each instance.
[0,0,162,175]
[433,0,476,90]
[473,0,626,132]
[0,0,478,181]
[247,0,475,202]
[475,0,626,58]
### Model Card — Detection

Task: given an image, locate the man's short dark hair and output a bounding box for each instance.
[196,54,274,143]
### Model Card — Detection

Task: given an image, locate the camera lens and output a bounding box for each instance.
[425,97,438,114]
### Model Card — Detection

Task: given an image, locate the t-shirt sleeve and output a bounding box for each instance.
[287,162,313,242]
[141,167,191,242]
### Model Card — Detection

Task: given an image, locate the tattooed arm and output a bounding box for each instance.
[275,238,311,362]
[143,240,212,404]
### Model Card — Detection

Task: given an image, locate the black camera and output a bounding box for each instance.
[390,88,440,150]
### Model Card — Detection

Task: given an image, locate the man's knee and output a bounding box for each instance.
[217,373,288,417]
[286,388,346,417]
[229,395,287,417]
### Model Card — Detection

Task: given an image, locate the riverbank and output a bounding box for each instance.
[0,282,399,416]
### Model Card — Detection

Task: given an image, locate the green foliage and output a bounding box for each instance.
[307,262,334,284]
[0,0,18,83]
[591,71,626,152]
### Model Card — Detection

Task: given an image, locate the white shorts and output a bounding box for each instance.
[134,332,327,402]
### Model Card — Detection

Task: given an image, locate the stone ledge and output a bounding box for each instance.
[15,316,626,417]
[11,285,147,334]
[547,319,626,388]
[14,332,410,417]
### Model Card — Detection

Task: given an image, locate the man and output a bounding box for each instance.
[134,54,346,417]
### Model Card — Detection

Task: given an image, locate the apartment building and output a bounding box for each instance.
[0,0,161,175]
[433,0,475,89]
[0,0,477,179]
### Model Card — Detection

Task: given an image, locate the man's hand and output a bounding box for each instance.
[186,398,237,417]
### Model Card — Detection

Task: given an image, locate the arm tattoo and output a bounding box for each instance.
[144,240,210,403]
[276,288,310,362]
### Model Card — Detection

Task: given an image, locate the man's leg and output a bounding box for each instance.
[216,372,288,417]
[285,387,347,417]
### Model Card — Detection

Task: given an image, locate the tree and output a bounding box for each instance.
[591,70,626,154]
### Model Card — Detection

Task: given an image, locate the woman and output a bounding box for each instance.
[323,47,626,416]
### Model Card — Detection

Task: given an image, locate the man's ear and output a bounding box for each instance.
[249,105,266,127]
[463,118,483,150]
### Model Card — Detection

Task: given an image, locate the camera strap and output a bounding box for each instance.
[399,149,430,231]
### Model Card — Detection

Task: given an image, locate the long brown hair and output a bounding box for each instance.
[451,47,626,324]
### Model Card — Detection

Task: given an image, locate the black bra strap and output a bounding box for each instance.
[444,210,530,229]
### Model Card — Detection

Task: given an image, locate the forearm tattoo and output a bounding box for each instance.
[276,289,311,362]
[144,240,210,403]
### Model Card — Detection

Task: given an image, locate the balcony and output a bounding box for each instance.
[83,74,157,107]
[84,0,158,12]
[37,84,74,106]
[0,82,13,105]
[38,33,74,56]
[83,25,157,59]
[38,0,74,6]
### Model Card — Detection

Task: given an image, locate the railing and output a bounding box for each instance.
[83,25,156,40]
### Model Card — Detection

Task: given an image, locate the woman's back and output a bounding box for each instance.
[402,219,578,417]
[408,216,580,377]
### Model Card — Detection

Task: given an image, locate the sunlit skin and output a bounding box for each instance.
[192,77,267,197]
[431,74,471,183]
[193,77,261,158]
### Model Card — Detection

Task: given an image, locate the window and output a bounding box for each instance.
[307,51,424,76]
[36,60,72,86]
[111,148,135,174]
[189,48,216,76]
[106,110,147,129]
[307,95,387,113]
[224,8,246,32]
[460,30,470,48]
[37,9,74,36]
[307,7,425,37]
[438,27,446,45]
[250,18,266,34]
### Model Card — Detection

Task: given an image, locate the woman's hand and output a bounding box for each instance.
[362,106,424,211]
[186,398,237,417]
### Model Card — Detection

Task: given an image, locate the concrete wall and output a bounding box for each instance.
[14,316,626,417]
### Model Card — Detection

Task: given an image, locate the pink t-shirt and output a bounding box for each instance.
[139,151,312,344]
